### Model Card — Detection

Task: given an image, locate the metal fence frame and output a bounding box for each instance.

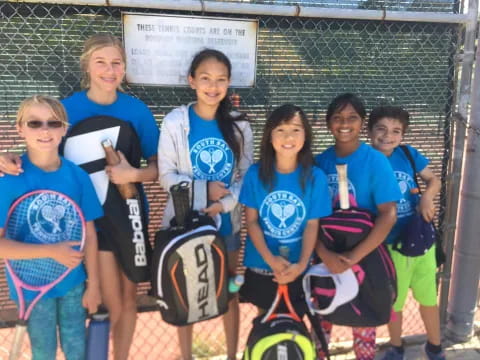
[0,0,477,358]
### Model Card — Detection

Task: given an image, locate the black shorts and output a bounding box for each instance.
[239,268,306,316]
[97,230,114,252]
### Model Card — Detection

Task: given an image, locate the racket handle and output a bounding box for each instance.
[9,324,27,360]
[170,182,191,228]
[102,139,138,199]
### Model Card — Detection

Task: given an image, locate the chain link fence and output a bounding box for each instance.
[0,0,462,358]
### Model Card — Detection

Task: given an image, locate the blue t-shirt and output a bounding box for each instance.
[384,145,429,244]
[315,142,401,213]
[239,164,332,270]
[62,90,159,159]
[0,154,104,300]
[188,107,234,236]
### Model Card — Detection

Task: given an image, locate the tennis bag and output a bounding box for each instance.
[62,115,152,283]
[151,182,229,326]
[311,201,397,327]
[243,285,316,360]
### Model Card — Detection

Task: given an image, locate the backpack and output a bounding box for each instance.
[62,115,151,283]
[151,181,229,326]
[307,164,397,327]
[243,284,316,360]
[393,145,446,265]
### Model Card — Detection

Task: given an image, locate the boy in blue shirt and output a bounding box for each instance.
[368,105,443,360]
[0,95,103,359]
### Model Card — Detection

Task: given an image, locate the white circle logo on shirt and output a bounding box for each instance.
[395,171,416,217]
[260,191,306,239]
[191,138,233,181]
[327,174,356,205]
[28,192,72,242]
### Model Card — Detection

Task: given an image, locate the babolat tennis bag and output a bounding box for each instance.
[62,115,151,283]
[308,164,397,327]
[243,284,316,360]
[151,181,229,326]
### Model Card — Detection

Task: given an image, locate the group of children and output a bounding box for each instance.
[0,32,445,360]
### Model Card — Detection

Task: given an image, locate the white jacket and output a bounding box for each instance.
[158,103,254,234]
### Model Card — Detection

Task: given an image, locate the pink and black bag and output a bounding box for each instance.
[309,164,397,327]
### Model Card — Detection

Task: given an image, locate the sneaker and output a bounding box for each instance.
[380,347,405,360]
[424,343,446,360]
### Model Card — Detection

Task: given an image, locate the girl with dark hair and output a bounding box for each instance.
[315,94,401,359]
[239,104,331,315]
[157,48,253,360]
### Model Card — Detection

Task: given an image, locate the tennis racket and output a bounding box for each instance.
[336,164,350,210]
[3,190,86,360]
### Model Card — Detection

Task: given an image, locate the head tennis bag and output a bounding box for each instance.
[243,285,316,360]
[151,181,228,326]
[309,164,397,327]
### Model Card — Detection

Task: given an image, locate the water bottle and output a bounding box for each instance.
[228,274,245,293]
[279,245,290,260]
[86,310,110,360]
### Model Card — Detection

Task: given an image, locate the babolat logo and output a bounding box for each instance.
[195,243,210,319]
[126,199,147,267]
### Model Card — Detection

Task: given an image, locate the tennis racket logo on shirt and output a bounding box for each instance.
[200,149,224,174]
[27,192,78,243]
[260,191,306,239]
[394,170,416,217]
[271,203,296,228]
[191,138,233,181]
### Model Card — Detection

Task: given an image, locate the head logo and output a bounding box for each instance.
[190,138,233,181]
[28,193,73,242]
[395,171,416,217]
[260,191,305,239]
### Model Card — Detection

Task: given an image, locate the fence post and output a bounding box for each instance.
[446,6,480,340]
[439,0,478,329]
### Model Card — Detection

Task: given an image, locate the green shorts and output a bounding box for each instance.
[388,245,438,312]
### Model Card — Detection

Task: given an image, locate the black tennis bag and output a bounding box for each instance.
[310,203,397,327]
[243,285,316,360]
[62,115,152,283]
[151,182,229,326]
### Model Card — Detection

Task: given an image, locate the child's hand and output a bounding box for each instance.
[51,241,84,268]
[321,249,352,274]
[202,201,223,217]
[268,256,290,276]
[275,263,303,284]
[208,181,230,201]
[105,151,136,184]
[418,196,436,222]
[82,282,101,314]
[0,152,23,176]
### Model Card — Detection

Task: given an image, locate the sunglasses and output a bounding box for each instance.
[25,120,65,129]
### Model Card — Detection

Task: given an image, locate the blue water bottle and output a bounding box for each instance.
[86,309,110,360]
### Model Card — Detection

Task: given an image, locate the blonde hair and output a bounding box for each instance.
[16,95,68,127]
[79,33,126,89]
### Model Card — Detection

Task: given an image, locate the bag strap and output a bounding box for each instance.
[306,311,331,360]
[399,145,421,194]
[262,284,301,323]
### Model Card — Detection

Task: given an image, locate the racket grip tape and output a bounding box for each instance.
[9,324,27,360]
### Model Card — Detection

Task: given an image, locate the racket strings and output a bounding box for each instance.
[9,258,68,286]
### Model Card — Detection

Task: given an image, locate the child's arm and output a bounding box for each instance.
[81,221,101,314]
[345,201,397,265]
[418,166,441,222]
[315,238,352,274]
[245,206,289,276]
[105,153,158,184]
[0,229,83,268]
[278,219,318,284]
[0,152,23,176]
